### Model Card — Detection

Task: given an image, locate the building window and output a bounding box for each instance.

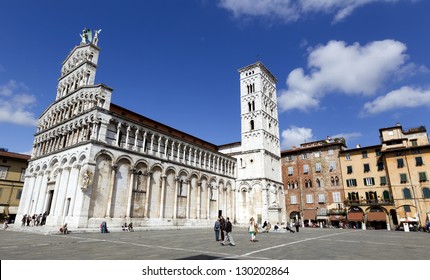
[375,149,382,156]
[301,153,308,159]
[306,194,313,203]
[419,172,427,182]
[347,166,353,174]
[404,205,411,212]
[303,164,309,174]
[314,152,320,158]
[402,188,412,199]
[348,192,359,201]
[423,187,430,198]
[250,120,255,130]
[362,150,368,158]
[377,161,384,171]
[366,191,377,201]
[410,139,418,147]
[400,173,407,184]
[330,176,339,186]
[346,179,357,187]
[316,178,321,188]
[329,161,336,171]
[380,176,387,185]
[305,179,312,188]
[397,158,404,168]
[16,189,22,200]
[287,166,293,176]
[0,166,8,180]
[286,155,295,161]
[363,163,370,172]
[383,190,391,200]
[332,192,341,203]
[20,168,26,181]
[345,153,351,160]
[290,195,297,204]
[363,177,375,186]
[318,193,325,203]
[315,162,322,173]
[415,157,423,166]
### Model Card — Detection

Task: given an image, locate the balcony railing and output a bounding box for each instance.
[344,199,394,206]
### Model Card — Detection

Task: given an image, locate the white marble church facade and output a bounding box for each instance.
[17,30,286,229]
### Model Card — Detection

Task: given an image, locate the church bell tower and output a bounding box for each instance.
[236,61,284,225]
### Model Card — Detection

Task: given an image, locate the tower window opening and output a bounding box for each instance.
[250,120,255,130]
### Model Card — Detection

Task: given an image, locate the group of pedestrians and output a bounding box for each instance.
[21,212,48,227]
[214,217,303,246]
[214,216,235,246]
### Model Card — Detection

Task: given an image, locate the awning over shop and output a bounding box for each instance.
[329,215,346,221]
[399,217,419,223]
[348,212,364,221]
[316,216,329,220]
[303,209,316,220]
[367,212,386,221]
[8,206,18,214]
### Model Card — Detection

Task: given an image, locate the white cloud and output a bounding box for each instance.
[0,80,38,126]
[363,86,430,115]
[281,125,314,149]
[278,39,410,112]
[218,0,405,23]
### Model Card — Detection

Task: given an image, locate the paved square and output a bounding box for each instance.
[1,226,429,260]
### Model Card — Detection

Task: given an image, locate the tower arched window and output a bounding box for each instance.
[252,101,255,111]
[248,102,252,112]
[250,120,254,130]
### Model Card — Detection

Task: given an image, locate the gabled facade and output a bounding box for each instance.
[17,30,285,230]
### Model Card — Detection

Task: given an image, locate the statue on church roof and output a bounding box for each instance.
[93,29,102,46]
[79,28,101,45]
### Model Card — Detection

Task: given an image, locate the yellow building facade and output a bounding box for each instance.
[0,149,30,223]
[379,125,430,229]
[339,145,395,229]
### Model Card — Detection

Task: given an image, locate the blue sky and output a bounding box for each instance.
[1,0,430,154]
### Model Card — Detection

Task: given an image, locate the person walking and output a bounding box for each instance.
[295,220,300,233]
[249,217,258,242]
[284,223,295,233]
[214,218,221,241]
[219,216,226,241]
[221,217,235,246]
[100,221,108,233]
